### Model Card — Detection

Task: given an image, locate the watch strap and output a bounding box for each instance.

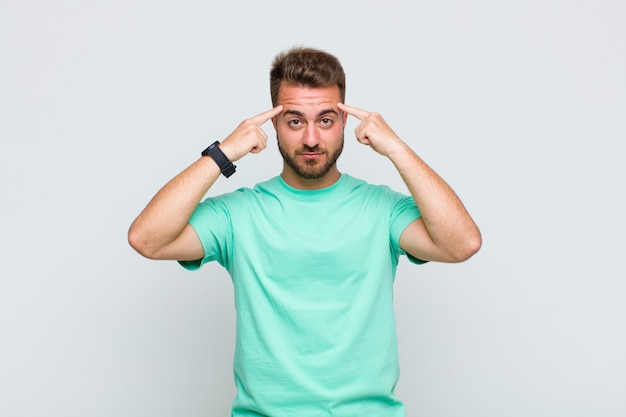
[201,141,236,178]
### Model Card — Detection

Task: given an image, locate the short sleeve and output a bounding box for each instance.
[178,197,233,271]
[389,195,428,265]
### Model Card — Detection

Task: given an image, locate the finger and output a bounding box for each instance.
[337,102,370,120]
[250,105,283,126]
[247,130,268,154]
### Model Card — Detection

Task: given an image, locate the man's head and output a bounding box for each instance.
[270,47,346,107]
[270,47,347,189]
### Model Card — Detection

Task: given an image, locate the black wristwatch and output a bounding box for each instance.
[201,141,236,178]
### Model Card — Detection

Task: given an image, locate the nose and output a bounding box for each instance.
[302,125,320,148]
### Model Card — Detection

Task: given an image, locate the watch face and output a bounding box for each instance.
[202,142,235,177]
[202,141,220,156]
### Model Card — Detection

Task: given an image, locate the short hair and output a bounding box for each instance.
[270,47,346,106]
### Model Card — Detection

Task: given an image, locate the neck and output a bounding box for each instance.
[280,165,341,190]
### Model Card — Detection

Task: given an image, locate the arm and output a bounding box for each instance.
[338,103,481,263]
[128,105,283,261]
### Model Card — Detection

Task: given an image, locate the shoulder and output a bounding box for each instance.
[195,177,282,218]
[340,174,407,201]
[206,176,281,198]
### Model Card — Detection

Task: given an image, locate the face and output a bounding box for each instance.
[273,82,347,189]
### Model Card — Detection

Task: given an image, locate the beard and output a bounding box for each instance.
[277,135,344,180]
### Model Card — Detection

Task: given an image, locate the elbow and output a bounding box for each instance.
[128,225,159,260]
[453,229,482,262]
[442,227,481,263]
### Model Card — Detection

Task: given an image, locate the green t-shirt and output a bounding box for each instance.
[180,174,423,417]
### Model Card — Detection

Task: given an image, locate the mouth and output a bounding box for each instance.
[298,151,324,160]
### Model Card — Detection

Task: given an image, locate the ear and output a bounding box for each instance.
[342,109,348,128]
[271,115,277,130]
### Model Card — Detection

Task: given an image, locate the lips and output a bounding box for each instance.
[299,152,323,160]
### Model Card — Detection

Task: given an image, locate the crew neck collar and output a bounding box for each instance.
[277,174,346,199]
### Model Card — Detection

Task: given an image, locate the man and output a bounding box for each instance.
[129,47,481,416]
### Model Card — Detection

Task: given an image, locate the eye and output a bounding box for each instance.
[320,118,334,126]
[288,119,303,128]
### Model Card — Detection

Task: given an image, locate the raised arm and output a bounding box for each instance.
[128,105,283,261]
[338,103,481,263]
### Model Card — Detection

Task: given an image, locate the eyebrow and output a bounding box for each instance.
[282,109,339,118]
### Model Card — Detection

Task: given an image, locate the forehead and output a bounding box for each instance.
[276,82,341,109]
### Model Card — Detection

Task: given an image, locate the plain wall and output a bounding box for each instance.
[1,0,624,416]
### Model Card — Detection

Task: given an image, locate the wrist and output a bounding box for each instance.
[383,139,411,161]
[201,141,236,178]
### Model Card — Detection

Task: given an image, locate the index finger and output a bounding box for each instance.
[337,102,370,120]
[251,105,283,125]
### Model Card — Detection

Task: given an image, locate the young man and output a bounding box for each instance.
[129,47,481,416]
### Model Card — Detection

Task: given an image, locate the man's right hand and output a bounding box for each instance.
[219,105,283,162]
[129,105,284,261]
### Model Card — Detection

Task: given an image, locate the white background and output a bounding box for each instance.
[1,0,625,416]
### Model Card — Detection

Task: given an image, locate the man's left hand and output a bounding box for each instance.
[338,102,406,158]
